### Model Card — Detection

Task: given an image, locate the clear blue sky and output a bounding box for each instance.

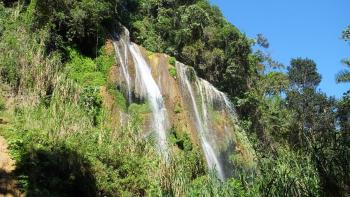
[210,0,349,98]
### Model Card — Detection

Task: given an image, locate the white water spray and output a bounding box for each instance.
[113,28,132,102]
[129,43,169,159]
[176,62,225,180]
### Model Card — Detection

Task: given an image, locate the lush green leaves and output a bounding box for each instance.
[130,0,254,97]
[336,26,350,84]
[288,58,321,90]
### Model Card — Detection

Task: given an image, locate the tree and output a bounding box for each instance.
[31,0,119,56]
[342,26,350,41]
[285,58,350,195]
[337,91,350,142]
[286,58,334,146]
[256,34,269,48]
[287,58,321,90]
[336,26,350,83]
[336,61,350,83]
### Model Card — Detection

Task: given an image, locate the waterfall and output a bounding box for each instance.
[112,28,132,102]
[199,79,237,120]
[112,27,246,173]
[128,43,169,160]
[176,62,226,180]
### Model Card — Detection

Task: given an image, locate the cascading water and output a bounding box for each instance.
[176,62,226,180]
[199,79,237,120]
[128,43,169,160]
[112,27,249,175]
[112,28,132,102]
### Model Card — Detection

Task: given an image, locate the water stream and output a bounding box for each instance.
[112,28,132,102]
[176,62,225,180]
[128,43,169,160]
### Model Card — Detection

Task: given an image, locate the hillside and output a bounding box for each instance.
[0,0,349,196]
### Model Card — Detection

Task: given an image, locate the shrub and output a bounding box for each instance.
[79,86,102,125]
[168,56,176,66]
[66,49,106,87]
[169,66,177,79]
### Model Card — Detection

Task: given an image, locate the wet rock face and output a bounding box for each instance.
[110,28,256,179]
[147,52,199,146]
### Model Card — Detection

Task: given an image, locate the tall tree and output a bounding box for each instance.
[287,58,321,90]
[286,58,335,146]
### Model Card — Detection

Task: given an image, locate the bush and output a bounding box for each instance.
[168,56,176,66]
[169,66,177,79]
[257,148,320,196]
[65,49,106,87]
[79,86,102,125]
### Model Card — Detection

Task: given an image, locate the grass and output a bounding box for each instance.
[107,83,128,112]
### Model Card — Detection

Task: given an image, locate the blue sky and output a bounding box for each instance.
[210,0,349,98]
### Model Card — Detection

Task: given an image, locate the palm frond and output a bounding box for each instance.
[336,70,350,83]
[341,59,350,67]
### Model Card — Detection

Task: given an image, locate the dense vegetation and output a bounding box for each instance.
[0,0,349,196]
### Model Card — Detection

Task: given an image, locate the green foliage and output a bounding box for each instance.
[79,86,102,125]
[342,26,350,41]
[336,26,350,84]
[1,1,350,196]
[107,83,128,112]
[168,56,176,66]
[128,102,150,114]
[337,91,350,135]
[257,148,321,196]
[169,65,177,79]
[130,0,254,97]
[0,93,159,196]
[187,174,255,197]
[169,128,192,151]
[0,2,9,36]
[0,5,61,92]
[174,103,182,114]
[65,49,106,87]
[287,70,335,147]
[288,58,321,89]
[31,0,117,55]
[336,67,350,83]
[95,47,115,75]
[127,102,151,126]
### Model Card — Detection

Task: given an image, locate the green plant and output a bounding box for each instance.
[257,148,321,196]
[174,103,182,113]
[168,56,176,66]
[169,66,177,78]
[79,86,102,125]
[65,48,106,87]
[147,50,154,57]
[95,47,115,76]
[107,83,128,111]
